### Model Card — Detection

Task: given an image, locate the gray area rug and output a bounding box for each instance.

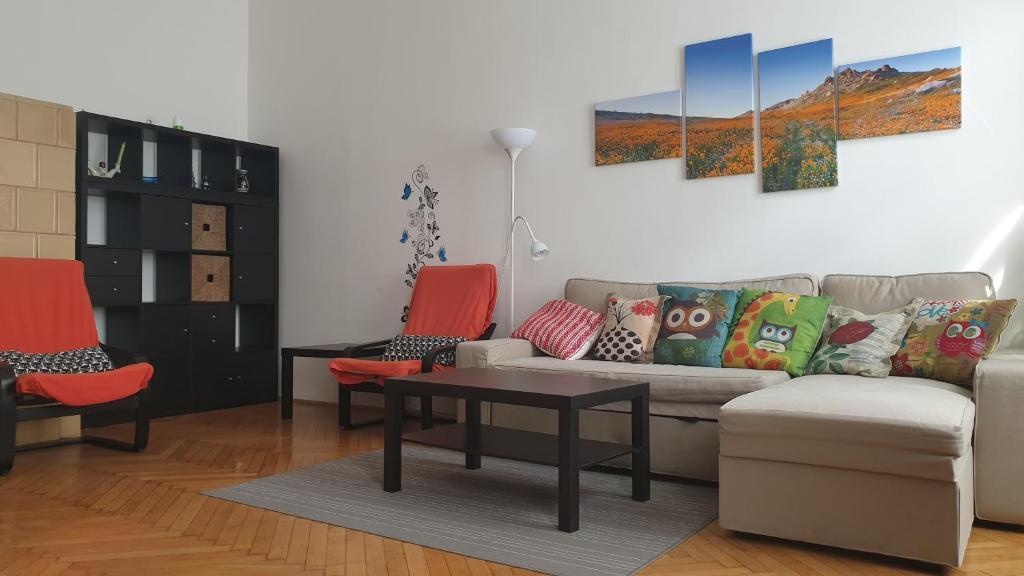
[205,445,718,576]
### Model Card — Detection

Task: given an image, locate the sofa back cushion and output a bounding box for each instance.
[564,274,819,313]
[822,272,995,314]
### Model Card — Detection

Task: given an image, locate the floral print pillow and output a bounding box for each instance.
[890,299,1017,386]
[593,294,667,363]
[806,301,920,377]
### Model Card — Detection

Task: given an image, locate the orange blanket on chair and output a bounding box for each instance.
[0,257,153,405]
[329,263,496,385]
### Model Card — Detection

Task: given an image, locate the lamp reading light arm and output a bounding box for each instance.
[501,216,543,267]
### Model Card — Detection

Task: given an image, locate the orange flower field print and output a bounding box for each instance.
[758,38,838,193]
[684,33,755,179]
[595,90,682,166]
[838,47,961,140]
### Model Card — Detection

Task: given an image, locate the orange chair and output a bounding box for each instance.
[329,264,497,429]
[0,258,153,475]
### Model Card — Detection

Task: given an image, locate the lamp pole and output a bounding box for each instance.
[507,148,520,327]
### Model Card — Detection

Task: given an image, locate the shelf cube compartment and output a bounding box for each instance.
[94,306,142,351]
[86,117,143,182]
[237,303,276,351]
[239,146,278,197]
[144,129,193,187]
[85,190,140,249]
[199,140,237,192]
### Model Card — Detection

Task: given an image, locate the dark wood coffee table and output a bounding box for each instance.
[382,367,650,533]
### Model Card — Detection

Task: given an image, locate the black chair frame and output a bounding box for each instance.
[0,344,150,476]
[337,323,497,430]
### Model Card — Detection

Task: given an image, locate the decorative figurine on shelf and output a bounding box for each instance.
[201,175,212,191]
[87,142,126,178]
[235,169,250,193]
[173,115,183,130]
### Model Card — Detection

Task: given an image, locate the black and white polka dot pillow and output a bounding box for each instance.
[593,328,646,362]
[0,346,115,377]
[381,335,467,366]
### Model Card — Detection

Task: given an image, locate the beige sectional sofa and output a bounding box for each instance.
[456,272,1022,566]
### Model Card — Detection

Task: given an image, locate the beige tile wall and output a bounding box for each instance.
[0,92,80,444]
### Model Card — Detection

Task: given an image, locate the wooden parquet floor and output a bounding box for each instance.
[2,402,1024,576]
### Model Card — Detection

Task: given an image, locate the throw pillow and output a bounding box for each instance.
[593,294,667,363]
[891,299,1017,386]
[653,286,741,367]
[722,292,832,376]
[511,299,605,360]
[806,300,921,377]
[726,288,769,341]
[381,334,467,366]
[0,346,114,377]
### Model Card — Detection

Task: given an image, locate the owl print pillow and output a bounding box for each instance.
[722,291,832,377]
[890,299,1016,386]
[653,286,741,367]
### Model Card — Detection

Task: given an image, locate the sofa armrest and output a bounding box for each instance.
[974,353,1024,524]
[456,338,539,369]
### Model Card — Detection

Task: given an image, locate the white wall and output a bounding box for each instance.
[249,0,1024,403]
[0,0,248,139]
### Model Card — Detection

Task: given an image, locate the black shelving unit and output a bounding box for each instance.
[75,112,280,424]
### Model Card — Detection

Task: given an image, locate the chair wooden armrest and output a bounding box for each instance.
[100,344,148,368]
[342,338,394,359]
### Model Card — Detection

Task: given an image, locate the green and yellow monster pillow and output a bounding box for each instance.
[722,290,832,376]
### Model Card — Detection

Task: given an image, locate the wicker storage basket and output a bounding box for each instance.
[191,204,227,251]
[191,255,230,302]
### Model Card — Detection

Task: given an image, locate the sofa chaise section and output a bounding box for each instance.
[718,271,996,566]
[719,375,974,566]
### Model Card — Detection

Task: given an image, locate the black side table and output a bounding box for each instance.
[280,343,354,419]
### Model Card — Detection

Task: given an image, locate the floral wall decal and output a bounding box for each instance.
[400,164,447,322]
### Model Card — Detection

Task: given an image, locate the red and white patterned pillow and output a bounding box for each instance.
[511,300,605,360]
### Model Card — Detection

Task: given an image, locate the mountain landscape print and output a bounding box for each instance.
[838,47,961,139]
[595,90,682,166]
[684,33,754,179]
[758,38,838,193]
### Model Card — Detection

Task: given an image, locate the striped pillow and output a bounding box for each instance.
[511,300,605,360]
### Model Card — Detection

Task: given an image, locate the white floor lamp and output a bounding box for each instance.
[491,127,549,330]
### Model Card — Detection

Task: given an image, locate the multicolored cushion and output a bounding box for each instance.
[806,300,921,377]
[511,299,605,360]
[722,292,832,376]
[891,299,1017,386]
[593,294,667,363]
[0,346,114,377]
[381,334,466,366]
[653,286,741,367]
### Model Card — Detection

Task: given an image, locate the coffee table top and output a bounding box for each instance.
[386,367,648,410]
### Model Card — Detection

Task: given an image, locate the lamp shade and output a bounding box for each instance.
[530,240,549,261]
[490,128,537,151]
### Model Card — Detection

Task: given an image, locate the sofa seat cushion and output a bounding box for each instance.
[720,375,975,481]
[490,356,790,407]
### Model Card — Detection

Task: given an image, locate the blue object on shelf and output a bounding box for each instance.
[142,176,159,184]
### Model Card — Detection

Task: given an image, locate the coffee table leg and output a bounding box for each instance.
[558,406,580,532]
[383,389,404,492]
[465,399,481,470]
[281,351,294,420]
[632,393,650,502]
